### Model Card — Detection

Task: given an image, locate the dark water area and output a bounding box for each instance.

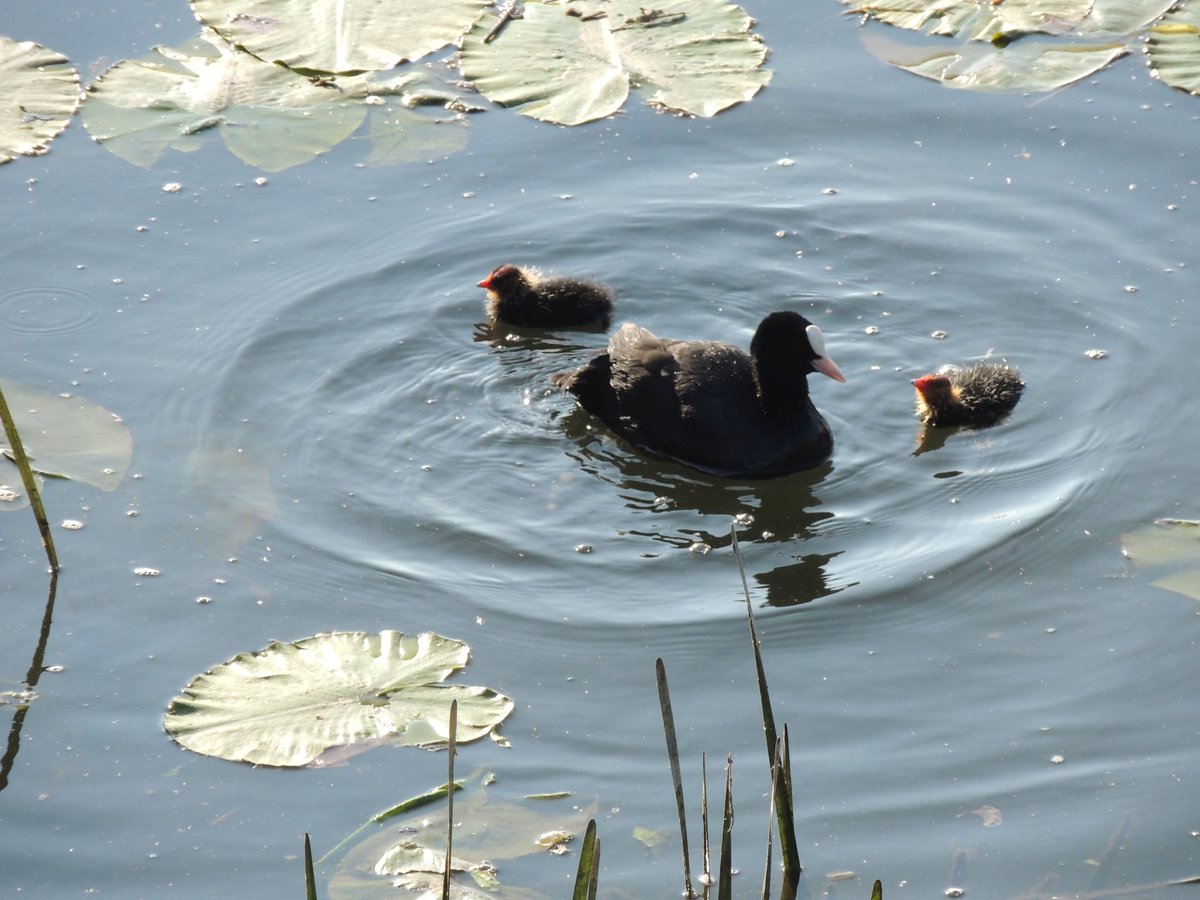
[2,0,1199,897]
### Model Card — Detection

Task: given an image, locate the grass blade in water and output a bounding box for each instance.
[0,384,58,571]
[572,818,600,900]
[656,657,695,898]
[303,833,318,900]
[717,755,733,900]
[442,699,457,900]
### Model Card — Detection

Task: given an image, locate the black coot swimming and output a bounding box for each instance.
[478,264,614,329]
[553,311,846,478]
[912,363,1024,427]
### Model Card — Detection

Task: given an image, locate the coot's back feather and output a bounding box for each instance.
[554,311,845,478]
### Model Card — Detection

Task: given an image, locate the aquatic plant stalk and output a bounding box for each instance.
[730,527,801,894]
[303,833,318,900]
[442,699,457,900]
[656,657,696,898]
[717,755,733,900]
[0,384,58,571]
[572,818,600,900]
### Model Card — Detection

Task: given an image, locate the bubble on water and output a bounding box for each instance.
[1084,348,1108,360]
[61,519,84,530]
[575,544,594,554]
[931,330,948,340]
[134,566,161,577]
[865,326,880,335]
[689,542,712,556]
[162,182,183,193]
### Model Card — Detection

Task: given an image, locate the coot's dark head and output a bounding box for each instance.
[477,264,527,293]
[749,312,846,407]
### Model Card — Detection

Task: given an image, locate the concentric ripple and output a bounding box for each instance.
[0,285,100,335]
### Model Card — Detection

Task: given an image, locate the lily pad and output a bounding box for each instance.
[0,379,132,494]
[190,0,492,74]
[1147,5,1200,94]
[879,35,1127,91]
[1121,518,1200,602]
[0,37,79,165]
[163,630,514,767]
[460,0,771,125]
[845,0,1174,42]
[82,32,367,171]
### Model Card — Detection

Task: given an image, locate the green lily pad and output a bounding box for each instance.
[845,0,1173,42]
[82,32,368,171]
[163,631,514,767]
[1147,5,1200,94]
[880,36,1127,90]
[190,0,492,74]
[1121,518,1200,602]
[460,0,771,125]
[0,379,132,495]
[83,34,475,170]
[0,37,79,165]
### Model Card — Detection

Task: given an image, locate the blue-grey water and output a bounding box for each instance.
[2,0,1199,898]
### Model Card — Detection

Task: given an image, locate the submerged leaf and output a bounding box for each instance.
[190,0,492,73]
[0,37,79,164]
[163,630,515,766]
[0,379,132,493]
[1121,519,1200,602]
[460,0,769,125]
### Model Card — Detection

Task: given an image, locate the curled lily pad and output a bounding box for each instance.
[82,32,367,171]
[0,37,79,164]
[1147,5,1200,94]
[874,34,1127,91]
[1122,518,1200,602]
[163,631,514,767]
[460,0,770,125]
[846,0,1173,42]
[0,379,131,494]
[191,0,492,74]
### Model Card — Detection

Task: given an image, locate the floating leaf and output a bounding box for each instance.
[82,33,367,170]
[846,0,1173,41]
[883,37,1127,91]
[1148,4,1200,94]
[460,0,770,125]
[0,379,132,494]
[374,841,481,876]
[163,630,515,767]
[190,0,492,74]
[1122,518,1200,602]
[0,37,79,164]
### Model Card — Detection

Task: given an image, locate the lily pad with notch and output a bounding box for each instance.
[163,630,514,767]
[0,36,79,165]
[460,0,771,125]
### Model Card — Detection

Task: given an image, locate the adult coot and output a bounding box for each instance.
[912,363,1024,427]
[478,264,613,329]
[553,311,846,478]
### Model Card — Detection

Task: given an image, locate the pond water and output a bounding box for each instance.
[3,0,1200,898]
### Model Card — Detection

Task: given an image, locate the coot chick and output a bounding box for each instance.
[552,311,846,478]
[478,264,613,329]
[913,363,1024,427]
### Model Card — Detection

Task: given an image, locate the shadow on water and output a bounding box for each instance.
[556,405,850,606]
